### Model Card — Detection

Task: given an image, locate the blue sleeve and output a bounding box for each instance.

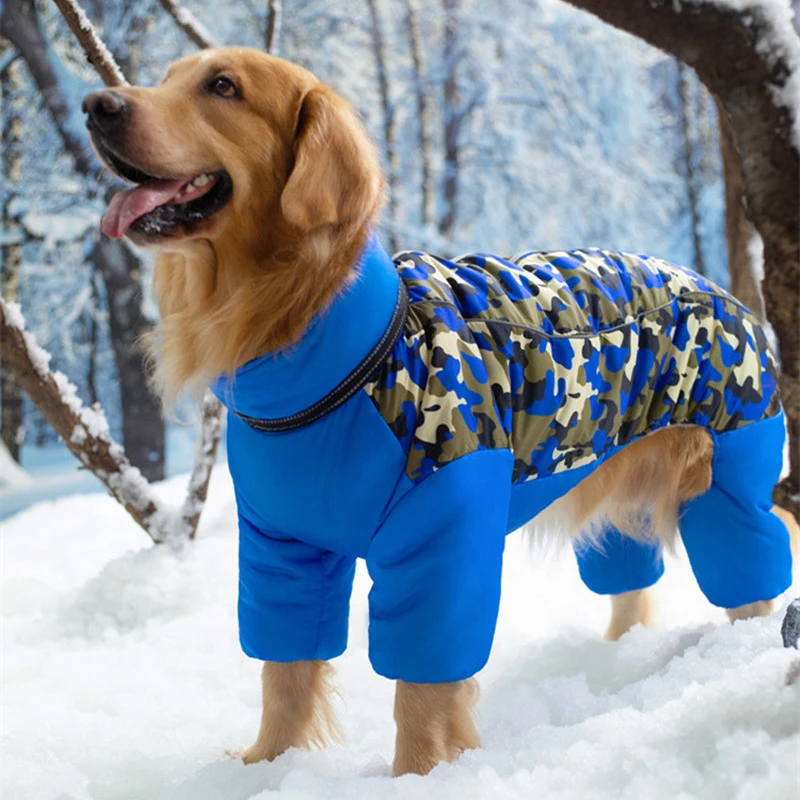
[366,449,513,684]
[237,511,356,662]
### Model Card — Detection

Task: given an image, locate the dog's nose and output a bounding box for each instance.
[82,90,127,132]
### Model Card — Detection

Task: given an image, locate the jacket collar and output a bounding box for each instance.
[211,231,401,423]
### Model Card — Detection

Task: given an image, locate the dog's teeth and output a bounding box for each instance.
[194,174,211,187]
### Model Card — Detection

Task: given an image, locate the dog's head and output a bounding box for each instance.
[83,48,382,248]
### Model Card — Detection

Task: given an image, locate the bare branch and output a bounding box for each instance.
[266,0,282,54]
[181,392,224,539]
[156,0,218,49]
[50,0,127,86]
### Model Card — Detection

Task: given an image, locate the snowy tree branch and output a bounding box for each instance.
[0,298,167,540]
[156,0,218,49]
[180,392,224,540]
[50,0,128,87]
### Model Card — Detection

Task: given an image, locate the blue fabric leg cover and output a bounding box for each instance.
[367,449,513,683]
[575,527,665,595]
[679,412,793,609]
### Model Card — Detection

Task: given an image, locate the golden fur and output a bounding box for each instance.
[89,47,796,777]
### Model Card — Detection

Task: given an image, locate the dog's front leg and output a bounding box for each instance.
[392,678,480,776]
[242,660,341,764]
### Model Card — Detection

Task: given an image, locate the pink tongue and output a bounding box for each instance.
[101,179,188,238]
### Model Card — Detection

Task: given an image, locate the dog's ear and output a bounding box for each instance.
[281,85,383,229]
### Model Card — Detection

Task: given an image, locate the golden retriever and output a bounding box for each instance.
[82,48,797,777]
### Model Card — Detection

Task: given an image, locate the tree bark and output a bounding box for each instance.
[561,0,800,518]
[1,52,24,462]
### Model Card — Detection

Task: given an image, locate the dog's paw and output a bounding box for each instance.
[238,741,286,765]
[224,744,279,764]
[726,600,774,622]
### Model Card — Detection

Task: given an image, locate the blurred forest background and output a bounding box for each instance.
[0,0,781,510]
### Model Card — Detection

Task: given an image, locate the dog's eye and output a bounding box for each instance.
[207,76,238,99]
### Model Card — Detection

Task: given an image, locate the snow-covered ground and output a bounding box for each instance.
[2,467,799,800]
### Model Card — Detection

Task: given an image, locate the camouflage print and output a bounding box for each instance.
[364,249,781,484]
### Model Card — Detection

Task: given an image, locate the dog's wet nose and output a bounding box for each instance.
[82,90,127,132]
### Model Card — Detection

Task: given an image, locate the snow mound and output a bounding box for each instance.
[2,469,798,800]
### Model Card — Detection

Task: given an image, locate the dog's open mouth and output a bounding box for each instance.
[94,141,232,239]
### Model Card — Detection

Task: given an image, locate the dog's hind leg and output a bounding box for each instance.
[392,678,480,776]
[678,414,794,619]
[725,505,799,622]
[606,588,653,641]
[241,660,341,765]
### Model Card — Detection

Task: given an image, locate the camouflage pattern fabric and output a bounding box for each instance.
[365,249,780,484]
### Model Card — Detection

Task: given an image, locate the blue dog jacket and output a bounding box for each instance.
[213,233,792,683]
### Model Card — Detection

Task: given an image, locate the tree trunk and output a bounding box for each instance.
[1,0,166,481]
[677,63,706,276]
[438,0,460,237]
[1,52,24,462]
[561,0,800,518]
[715,96,764,321]
[91,235,164,481]
[365,0,398,253]
[403,0,433,228]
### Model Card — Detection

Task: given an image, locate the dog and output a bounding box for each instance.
[82,48,796,777]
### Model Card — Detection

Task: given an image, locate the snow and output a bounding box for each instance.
[22,208,98,247]
[0,442,33,489]
[2,469,798,800]
[709,0,800,148]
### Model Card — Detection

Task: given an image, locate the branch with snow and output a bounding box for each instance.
[156,0,218,49]
[180,391,224,540]
[51,0,128,87]
[0,297,169,541]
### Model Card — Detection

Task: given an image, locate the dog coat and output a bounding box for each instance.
[213,232,792,683]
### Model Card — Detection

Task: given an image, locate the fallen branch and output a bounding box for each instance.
[50,0,127,87]
[156,0,218,49]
